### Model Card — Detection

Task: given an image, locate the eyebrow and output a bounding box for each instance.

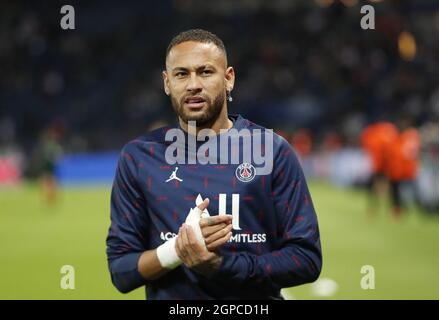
[172,64,216,73]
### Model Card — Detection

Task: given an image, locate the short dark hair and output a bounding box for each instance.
[166,29,227,62]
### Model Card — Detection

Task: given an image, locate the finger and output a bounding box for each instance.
[181,224,201,258]
[199,215,233,228]
[185,225,217,261]
[175,227,187,261]
[180,224,190,247]
[197,198,210,211]
[206,231,233,252]
[183,225,208,263]
[184,224,205,252]
[204,224,233,245]
[180,225,194,265]
[201,222,227,238]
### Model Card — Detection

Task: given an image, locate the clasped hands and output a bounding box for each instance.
[175,198,232,275]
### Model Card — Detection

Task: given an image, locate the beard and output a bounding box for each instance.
[171,90,226,127]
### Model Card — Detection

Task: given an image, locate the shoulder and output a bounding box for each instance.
[241,116,294,155]
[237,115,300,170]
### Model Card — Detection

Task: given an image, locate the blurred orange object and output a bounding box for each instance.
[360,122,399,174]
[290,129,313,158]
[323,131,342,152]
[385,128,420,181]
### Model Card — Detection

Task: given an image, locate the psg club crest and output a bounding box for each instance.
[235,163,256,183]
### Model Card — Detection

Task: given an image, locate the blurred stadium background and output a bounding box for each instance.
[1,0,439,299]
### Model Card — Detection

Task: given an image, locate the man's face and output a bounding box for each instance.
[163,41,234,126]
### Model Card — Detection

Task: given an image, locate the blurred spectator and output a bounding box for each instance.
[385,119,421,218]
[290,129,313,159]
[360,122,399,217]
[34,125,63,205]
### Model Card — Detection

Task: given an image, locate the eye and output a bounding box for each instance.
[175,72,187,78]
[201,69,213,76]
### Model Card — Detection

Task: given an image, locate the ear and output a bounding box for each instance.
[163,70,170,96]
[225,66,235,92]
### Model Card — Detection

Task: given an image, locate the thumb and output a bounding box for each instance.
[197,198,210,212]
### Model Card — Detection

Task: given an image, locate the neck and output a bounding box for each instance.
[179,104,233,135]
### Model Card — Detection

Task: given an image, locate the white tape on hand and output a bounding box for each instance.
[156,204,210,269]
[156,237,181,270]
[185,207,209,246]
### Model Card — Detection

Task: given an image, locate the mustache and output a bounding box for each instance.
[180,94,210,105]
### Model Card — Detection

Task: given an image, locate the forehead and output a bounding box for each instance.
[166,41,226,70]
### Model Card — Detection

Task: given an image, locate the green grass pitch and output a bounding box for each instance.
[1,181,438,299]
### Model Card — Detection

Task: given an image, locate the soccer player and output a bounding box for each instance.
[35,125,63,206]
[385,119,420,217]
[106,29,322,299]
[360,122,399,216]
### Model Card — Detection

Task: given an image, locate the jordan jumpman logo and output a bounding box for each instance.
[166,167,183,183]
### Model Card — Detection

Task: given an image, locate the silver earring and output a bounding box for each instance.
[226,90,233,102]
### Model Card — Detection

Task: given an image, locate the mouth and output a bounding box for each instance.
[184,96,206,110]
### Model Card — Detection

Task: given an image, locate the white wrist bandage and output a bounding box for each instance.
[156,201,210,269]
[156,237,180,270]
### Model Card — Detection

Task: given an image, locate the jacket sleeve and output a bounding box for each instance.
[106,145,149,293]
[214,139,322,290]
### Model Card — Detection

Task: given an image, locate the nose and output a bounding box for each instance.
[186,72,202,92]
